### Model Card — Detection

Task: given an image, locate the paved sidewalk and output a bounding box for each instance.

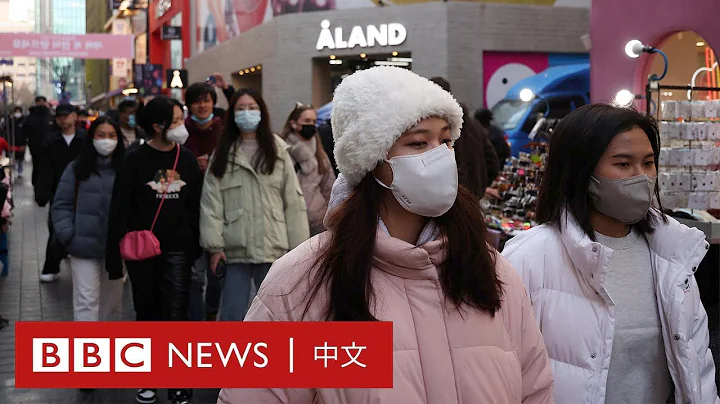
[0,175,221,403]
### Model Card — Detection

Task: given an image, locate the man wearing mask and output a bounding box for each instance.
[8,107,28,177]
[116,99,146,146]
[205,73,235,120]
[36,104,85,282]
[184,82,224,321]
[23,96,53,187]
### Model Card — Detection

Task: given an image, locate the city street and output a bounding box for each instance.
[0,172,221,404]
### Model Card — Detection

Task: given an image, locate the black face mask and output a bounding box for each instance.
[299,124,316,140]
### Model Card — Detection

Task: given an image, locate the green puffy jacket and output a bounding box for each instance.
[200,135,310,264]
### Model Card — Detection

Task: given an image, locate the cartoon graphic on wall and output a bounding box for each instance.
[484,52,549,108]
[147,170,187,197]
[483,52,590,108]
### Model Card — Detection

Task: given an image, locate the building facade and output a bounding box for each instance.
[35,0,87,104]
[186,2,590,130]
[0,0,36,107]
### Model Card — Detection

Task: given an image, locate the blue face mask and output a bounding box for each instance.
[234,110,261,133]
[127,114,136,128]
[191,113,214,125]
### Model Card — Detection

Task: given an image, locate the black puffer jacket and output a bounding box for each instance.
[35,130,85,206]
[22,105,53,150]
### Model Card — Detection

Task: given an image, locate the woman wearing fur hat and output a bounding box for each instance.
[281,103,336,235]
[217,67,553,403]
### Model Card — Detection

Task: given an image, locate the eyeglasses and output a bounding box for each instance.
[236,105,261,111]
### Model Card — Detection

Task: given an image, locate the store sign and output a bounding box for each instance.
[166,69,187,89]
[0,33,134,59]
[161,26,182,41]
[315,20,407,51]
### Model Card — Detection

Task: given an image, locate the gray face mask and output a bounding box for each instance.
[588,174,657,224]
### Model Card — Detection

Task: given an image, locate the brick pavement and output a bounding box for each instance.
[0,174,221,403]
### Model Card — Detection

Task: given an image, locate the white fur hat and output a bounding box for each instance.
[331,66,464,187]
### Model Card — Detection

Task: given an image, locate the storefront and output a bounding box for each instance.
[147,0,192,97]
[186,2,589,129]
[589,0,720,105]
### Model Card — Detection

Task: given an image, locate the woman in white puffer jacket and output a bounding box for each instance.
[503,104,719,404]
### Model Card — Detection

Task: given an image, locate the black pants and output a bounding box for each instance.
[126,251,192,321]
[126,251,192,398]
[28,142,40,187]
[42,208,67,275]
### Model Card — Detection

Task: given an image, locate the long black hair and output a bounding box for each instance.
[536,104,667,240]
[73,116,126,181]
[211,88,277,178]
[302,175,504,321]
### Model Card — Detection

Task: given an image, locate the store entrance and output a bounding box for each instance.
[311,52,412,108]
[647,31,720,330]
[648,31,718,102]
[231,64,263,95]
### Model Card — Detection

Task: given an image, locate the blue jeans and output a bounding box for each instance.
[188,252,222,321]
[218,263,271,321]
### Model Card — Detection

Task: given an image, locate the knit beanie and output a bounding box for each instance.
[330,66,464,187]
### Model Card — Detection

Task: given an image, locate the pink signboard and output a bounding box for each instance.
[0,33,134,60]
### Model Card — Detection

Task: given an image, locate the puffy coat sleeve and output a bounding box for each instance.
[199,165,225,253]
[217,275,316,404]
[519,283,555,403]
[278,139,310,249]
[51,165,77,247]
[690,275,720,404]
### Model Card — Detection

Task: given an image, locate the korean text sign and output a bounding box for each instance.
[15,321,393,388]
[0,33,134,60]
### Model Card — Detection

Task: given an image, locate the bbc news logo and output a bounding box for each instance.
[15,322,393,389]
[33,338,151,372]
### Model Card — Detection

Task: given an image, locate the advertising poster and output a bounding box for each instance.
[195,0,590,54]
[134,64,163,96]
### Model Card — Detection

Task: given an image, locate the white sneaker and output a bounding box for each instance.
[39,274,57,283]
[136,388,157,404]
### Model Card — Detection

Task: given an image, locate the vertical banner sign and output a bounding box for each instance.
[14,322,393,388]
[111,20,132,81]
[112,58,129,78]
[135,34,147,65]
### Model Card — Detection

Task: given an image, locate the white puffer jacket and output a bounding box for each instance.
[502,212,719,404]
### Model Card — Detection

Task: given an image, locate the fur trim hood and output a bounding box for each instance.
[330,66,464,187]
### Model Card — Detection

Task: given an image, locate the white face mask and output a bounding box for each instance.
[375,144,458,217]
[93,139,118,157]
[166,124,189,145]
[13,112,21,119]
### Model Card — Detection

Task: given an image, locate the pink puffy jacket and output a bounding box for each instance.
[218,231,554,404]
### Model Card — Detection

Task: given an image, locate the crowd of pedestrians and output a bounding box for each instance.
[7,66,720,404]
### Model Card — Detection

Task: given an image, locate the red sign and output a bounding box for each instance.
[0,33,134,60]
[15,321,393,389]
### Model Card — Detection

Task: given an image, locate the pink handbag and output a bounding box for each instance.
[119,145,180,261]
